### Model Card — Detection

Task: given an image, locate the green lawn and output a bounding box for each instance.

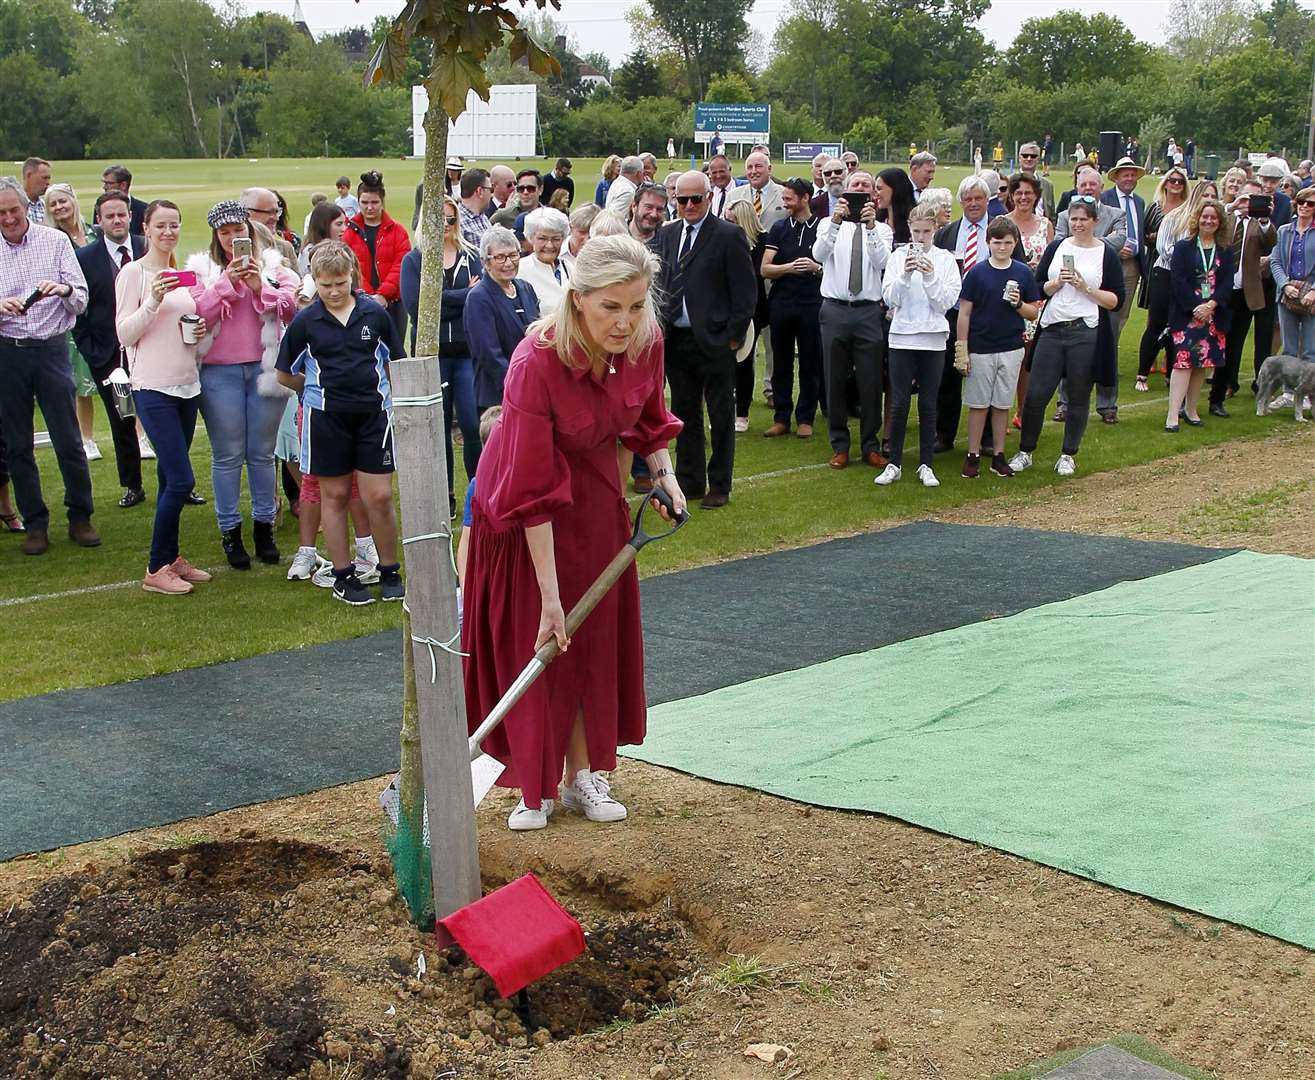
[3,158,1290,702]
[38,155,1167,253]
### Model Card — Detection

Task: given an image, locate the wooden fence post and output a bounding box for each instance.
[391,354,481,931]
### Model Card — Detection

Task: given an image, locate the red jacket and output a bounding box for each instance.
[343,212,411,304]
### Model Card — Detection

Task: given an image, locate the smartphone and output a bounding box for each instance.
[18,288,44,313]
[907,241,924,258]
[1062,254,1075,273]
[167,269,198,287]
[231,237,253,265]
[1249,193,1272,218]
[841,191,870,219]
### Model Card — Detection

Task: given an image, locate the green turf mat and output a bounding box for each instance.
[629,550,1315,949]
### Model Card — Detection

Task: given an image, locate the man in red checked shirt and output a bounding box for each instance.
[0,175,97,555]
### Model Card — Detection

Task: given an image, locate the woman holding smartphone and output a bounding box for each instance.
[188,200,300,569]
[1009,197,1124,478]
[115,200,211,594]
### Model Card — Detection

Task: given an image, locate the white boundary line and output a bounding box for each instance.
[0,566,228,609]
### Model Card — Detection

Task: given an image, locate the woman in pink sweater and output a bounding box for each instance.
[187,201,300,569]
[115,199,212,595]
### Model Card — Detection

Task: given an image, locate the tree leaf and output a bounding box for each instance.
[508,29,561,77]
[364,24,412,86]
[426,48,492,118]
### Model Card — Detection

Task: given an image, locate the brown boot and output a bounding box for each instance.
[21,528,49,555]
[68,519,102,547]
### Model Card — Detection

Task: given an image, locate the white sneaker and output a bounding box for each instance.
[734,416,749,433]
[313,559,377,587]
[1055,454,1076,477]
[355,537,381,583]
[560,769,627,822]
[287,546,326,581]
[1269,391,1294,410]
[138,434,156,460]
[916,464,940,488]
[1008,451,1033,472]
[82,438,102,461]
[507,798,554,831]
[874,463,901,486]
[592,771,611,794]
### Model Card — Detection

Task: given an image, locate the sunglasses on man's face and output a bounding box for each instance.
[823,168,844,177]
[516,185,538,193]
[1021,152,1039,159]
[676,194,705,205]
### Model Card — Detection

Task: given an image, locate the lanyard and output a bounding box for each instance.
[1197,241,1216,300]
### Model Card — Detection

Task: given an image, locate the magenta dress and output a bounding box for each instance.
[462,329,682,809]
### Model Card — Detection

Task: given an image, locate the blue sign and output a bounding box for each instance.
[784,142,843,163]
[694,103,771,144]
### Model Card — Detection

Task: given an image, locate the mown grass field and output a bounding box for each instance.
[3,157,1262,703]
[36,155,1171,252]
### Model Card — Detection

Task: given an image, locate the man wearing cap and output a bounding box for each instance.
[1257,159,1293,226]
[1096,156,1147,422]
[0,175,97,554]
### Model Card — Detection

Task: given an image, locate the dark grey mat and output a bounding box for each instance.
[0,522,1233,859]
[1040,1046,1188,1079]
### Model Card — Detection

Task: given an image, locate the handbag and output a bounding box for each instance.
[1280,235,1315,314]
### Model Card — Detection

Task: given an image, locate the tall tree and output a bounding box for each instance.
[365,0,558,930]
[637,0,754,101]
[1001,12,1149,86]
[1164,0,1251,64]
[612,48,663,100]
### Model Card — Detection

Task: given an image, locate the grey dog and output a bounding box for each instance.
[1255,355,1315,422]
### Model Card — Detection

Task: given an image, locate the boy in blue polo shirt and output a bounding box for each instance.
[276,241,405,605]
[955,217,1041,480]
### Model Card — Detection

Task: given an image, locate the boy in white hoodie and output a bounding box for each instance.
[877,203,962,488]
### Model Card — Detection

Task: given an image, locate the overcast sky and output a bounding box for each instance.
[259,0,1194,60]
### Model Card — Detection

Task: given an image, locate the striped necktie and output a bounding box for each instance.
[753,188,762,217]
[963,222,979,271]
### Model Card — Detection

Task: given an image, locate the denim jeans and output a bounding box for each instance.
[133,389,199,571]
[199,362,285,531]
[0,336,93,532]
[440,354,481,494]
[1277,304,1315,363]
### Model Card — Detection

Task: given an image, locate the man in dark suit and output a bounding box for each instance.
[809,158,845,220]
[931,174,993,452]
[1098,156,1147,422]
[99,164,147,236]
[1214,179,1277,416]
[654,170,756,508]
[72,190,146,507]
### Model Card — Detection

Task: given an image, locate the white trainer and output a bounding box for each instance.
[916,464,940,488]
[1269,391,1294,410]
[82,438,102,461]
[507,798,554,831]
[1055,453,1076,477]
[355,536,381,583]
[313,557,380,587]
[287,546,326,581]
[138,434,156,460]
[874,463,901,486]
[734,416,749,433]
[560,769,627,822]
[1008,451,1033,472]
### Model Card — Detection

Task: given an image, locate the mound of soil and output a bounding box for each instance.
[0,838,703,1079]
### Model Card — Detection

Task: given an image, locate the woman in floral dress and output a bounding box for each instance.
[1165,199,1234,431]
[1007,174,1053,425]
